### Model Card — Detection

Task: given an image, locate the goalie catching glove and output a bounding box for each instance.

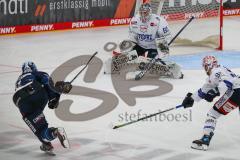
[155,37,169,59]
[55,81,72,94]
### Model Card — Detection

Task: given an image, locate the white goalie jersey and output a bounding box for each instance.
[129,14,171,50]
[192,66,240,102]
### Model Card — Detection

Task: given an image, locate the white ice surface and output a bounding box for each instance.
[0,16,240,160]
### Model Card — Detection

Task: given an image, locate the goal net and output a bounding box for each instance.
[135,0,223,53]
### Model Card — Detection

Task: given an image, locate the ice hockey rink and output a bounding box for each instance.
[0,16,240,160]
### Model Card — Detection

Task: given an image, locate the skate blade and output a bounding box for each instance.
[191,143,208,151]
[40,148,56,156]
[57,127,70,149]
[44,150,56,156]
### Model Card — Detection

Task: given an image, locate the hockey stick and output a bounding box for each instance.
[70,51,98,83]
[112,104,183,129]
[54,52,98,93]
[134,16,195,80]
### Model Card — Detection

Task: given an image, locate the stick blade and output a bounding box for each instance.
[135,72,144,80]
[112,126,118,129]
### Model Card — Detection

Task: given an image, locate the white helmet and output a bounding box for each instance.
[22,61,37,73]
[139,2,152,23]
[202,55,218,75]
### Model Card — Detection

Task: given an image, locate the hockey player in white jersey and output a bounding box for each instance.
[128,2,171,59]
[104,2,182,79]
[181,55,240,150]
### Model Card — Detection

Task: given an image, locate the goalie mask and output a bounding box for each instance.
[202,55,218,76]
[139,3,152,23]
[22,61,37,73]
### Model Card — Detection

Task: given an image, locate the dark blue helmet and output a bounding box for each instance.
[21,61,37,73]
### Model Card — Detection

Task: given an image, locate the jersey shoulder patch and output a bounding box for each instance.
[215,72,221,79]
[211,68,222,80]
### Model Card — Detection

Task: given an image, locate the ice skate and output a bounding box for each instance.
[53,127,70,148]
[191,132,214,151]
[40,142,55,155]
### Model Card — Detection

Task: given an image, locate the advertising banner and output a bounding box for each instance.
[223,0,240,16]
[224,0,240,9]
[0,0,135,27]
[0,0,239,35]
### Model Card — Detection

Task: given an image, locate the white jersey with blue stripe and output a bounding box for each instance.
[192,66,240,101]
[129,14,171,49]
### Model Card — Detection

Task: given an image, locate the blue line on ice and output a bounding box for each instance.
[168,51,240,70]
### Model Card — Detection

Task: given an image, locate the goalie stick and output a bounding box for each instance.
[112,105,183,129]
[134,16,195,80]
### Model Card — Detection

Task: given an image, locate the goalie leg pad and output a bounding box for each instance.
[125,58,183,80]
[104,58,113,74]
[104,50,138,74]
[168,62,184,79]
[147,60,183,79]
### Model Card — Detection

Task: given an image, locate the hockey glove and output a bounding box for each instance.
[48,96,60,109]
[156,37,169,58]
[182,93,194,108]
[55,81,72,94]
[204,87,220,102]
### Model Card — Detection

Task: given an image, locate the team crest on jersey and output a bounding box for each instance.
[150,22,157,26]
[140,25,148,33]
[138,34,153,41]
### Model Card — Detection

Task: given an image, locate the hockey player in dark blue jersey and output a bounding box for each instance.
[13,61,72,154]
